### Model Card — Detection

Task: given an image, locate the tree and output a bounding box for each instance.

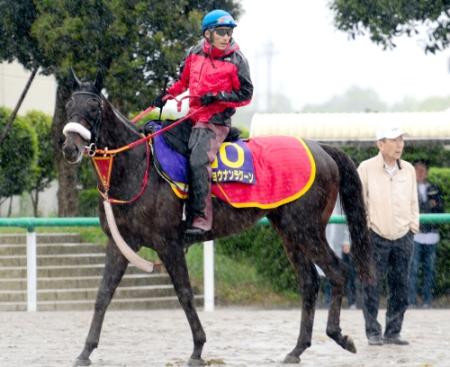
[0,68,37,145]
[301,86,450,112]
[0,107,38,214]
[330,1,450,53]
[302,86,387,113]
[0,0,241,216]
[391,95,450,111]
[24,111,56,216]
[0,0,44,144]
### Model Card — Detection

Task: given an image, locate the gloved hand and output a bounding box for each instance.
[152,92,167,108]
[200,93,218,106]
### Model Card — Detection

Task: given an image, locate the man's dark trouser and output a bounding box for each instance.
[187,122,229,231]
[362,230,413,339]
[408,241,437,305]
[342,252,357,306]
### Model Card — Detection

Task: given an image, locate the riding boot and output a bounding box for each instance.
[185,122,229,236]
[188,187,213,234]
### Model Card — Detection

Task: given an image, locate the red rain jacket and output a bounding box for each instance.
[167,39,253,125]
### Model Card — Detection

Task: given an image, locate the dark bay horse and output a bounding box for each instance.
[62,79,374,366]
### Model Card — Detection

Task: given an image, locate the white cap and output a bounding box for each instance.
[376,127,406,140]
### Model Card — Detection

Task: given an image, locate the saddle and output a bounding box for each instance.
[146,121,316,209]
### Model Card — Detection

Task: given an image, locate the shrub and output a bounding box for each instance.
[429,167,450,297]
[428,167,450,209]
[79,189,99,216]
[217,226,297,293]
[24,110,56,216]
[435,238,450,296]
[0,107,38,207]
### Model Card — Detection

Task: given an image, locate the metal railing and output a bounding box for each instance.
[1,213,449,230]
[1,214,449,312]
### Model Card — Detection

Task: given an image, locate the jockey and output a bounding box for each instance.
[153,9,253,236]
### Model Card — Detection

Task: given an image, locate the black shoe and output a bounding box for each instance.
[184,226,208,237]
[368,335,383,346]
[383,336,409,345]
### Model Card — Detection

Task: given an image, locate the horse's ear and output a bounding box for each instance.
[94,70,104,93]
[71,67,82,87]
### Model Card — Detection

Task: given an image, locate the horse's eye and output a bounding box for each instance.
[87,99,100,118]
[87,99,100,110]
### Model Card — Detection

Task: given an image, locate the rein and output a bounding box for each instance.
[88,94,199,156]
[88,95,205,205]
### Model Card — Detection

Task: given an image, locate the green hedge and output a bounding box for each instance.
[79,189,99,216]
[341,143,450,167]
[217,226,297,294]
[0,107,38,201]
[429,168,450,297]
[217,226,297,293]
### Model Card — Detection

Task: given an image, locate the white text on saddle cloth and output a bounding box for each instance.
[211,141,255,184]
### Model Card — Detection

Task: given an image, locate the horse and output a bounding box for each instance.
[62,78,374,366]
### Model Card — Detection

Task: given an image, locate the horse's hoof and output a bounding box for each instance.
[283,354,301,364]
[188,357,206,366]
[343,335,357,354]
[73,358,91,366]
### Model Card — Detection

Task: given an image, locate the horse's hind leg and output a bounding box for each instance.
[74,239,128,366]
[159,243,206,366]
[313,239,357,354]
[281,245,320,364]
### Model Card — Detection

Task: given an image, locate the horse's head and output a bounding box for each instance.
[62,71,103,164]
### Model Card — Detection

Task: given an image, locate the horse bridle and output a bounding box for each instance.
[65,90,154,204]
[63,91,207,204]
[70,91,104,149]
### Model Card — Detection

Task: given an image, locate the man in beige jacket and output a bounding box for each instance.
[358,127,419,346]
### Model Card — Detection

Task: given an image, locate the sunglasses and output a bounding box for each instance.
[214,28,233,37]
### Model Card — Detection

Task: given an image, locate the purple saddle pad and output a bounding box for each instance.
[149,122,255,185]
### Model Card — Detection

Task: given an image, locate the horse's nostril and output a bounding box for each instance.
[62,144,80,162]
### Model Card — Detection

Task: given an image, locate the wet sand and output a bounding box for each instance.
[0,308,448,367]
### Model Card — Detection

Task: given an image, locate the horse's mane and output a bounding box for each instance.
[100,93,141,137]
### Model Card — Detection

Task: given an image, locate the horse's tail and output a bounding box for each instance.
[321,144,375,284]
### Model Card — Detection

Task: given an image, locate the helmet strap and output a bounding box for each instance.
[203,29,215,51]
[207,29,214,45]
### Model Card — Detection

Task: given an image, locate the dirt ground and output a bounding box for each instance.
[0,308,448,367]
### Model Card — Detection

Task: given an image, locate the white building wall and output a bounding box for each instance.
[0,180,59,217]
[0,62,56,114]
[0,62,58,216]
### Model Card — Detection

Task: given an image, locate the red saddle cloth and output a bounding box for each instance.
[171,136,315,209]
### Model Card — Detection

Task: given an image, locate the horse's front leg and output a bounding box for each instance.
[159,243,206,366]
[74,238,129,366]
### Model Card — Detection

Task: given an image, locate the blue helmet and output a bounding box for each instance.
[201,9,237,33]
